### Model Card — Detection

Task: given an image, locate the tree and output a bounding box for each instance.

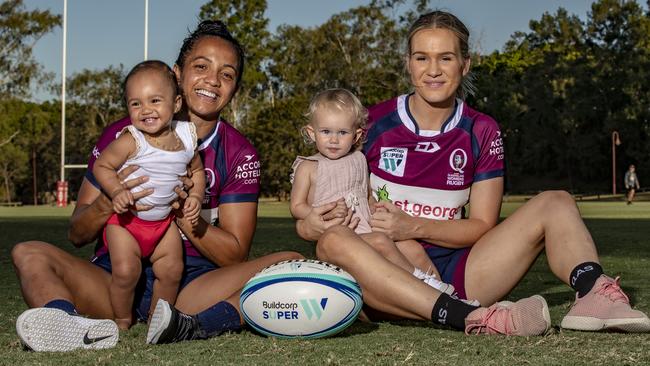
[61,66,127,198]
[268,2,407,105]
[20,103,55,204]
[199,0,271,125]
[242,96,310,199]
[0,0,61,99]
[471,0,650,192]
[0,100,31,202]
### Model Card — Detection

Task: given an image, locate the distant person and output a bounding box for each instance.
[290,88,457,296]
[297,10,650,335]
[12,20,302,352]
[93,60,205,330]
[624,164,640,205]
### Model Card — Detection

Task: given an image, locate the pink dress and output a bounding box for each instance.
[292,151,371,234]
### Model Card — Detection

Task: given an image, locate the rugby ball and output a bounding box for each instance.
[240,259,363,339]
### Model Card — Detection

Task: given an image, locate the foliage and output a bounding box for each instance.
[8,0,650,199]
[471,0,650,192]
[0,0,60,99]
[242,96,311,199]
[199,0,272,126]
[0,99,57,203]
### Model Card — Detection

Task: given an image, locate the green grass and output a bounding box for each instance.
[1,201,650,365]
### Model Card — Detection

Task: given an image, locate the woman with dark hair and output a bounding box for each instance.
[12,20,302,352]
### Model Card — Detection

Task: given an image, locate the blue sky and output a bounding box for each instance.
[26,0,597,101]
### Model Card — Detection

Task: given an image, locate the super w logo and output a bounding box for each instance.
[299,298,328,320]
[379,147,407,177]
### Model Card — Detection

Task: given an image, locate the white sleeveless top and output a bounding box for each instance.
[119,121,197,221]
[291,151,372,234]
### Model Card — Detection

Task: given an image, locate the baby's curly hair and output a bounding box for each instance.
[301,88,368,150]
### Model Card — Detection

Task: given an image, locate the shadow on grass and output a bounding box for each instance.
[241,320,379,339]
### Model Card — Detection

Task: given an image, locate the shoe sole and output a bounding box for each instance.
[533,295,552,335]
[147,299,172,344]
[561,315,650,333]
[16,308,118,352]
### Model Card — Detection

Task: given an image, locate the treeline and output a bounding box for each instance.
[1,0,649,203]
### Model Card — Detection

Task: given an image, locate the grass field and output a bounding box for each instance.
[1,201,649,365]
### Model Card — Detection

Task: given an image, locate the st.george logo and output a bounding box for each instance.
[299,298,328,320]
[376,185,391,202]
[379,147,407,177]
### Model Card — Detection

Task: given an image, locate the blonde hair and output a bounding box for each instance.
[301,88,368,150]
[407,11,476,99]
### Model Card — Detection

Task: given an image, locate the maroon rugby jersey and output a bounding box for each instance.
[86,117,260,258]
[364,95,504,220]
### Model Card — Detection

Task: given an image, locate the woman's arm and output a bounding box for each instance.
[295,199,357,241]
[68,165,153,247]
[176,201,256,266]
[370,177,504,248]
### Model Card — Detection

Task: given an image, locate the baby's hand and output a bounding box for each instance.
[183,195,202,226]
[329,199,349,219]
[111,189,134,214]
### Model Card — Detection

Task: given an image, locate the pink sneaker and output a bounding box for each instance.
[465,295,550,336]
[561,275,650,332]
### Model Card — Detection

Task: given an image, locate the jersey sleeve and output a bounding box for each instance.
[220,140,260,204]
[84,117,131,189]
[473,116,505,182]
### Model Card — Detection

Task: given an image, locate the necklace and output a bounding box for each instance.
[144,127,184,151]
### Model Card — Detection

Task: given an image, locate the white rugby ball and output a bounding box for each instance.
[240,259,363,339]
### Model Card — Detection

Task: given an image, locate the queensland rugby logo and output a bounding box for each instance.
[379,147,407,177]
[447,148,467,186]
[449,148,467,173]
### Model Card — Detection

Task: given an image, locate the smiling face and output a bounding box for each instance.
[125,69,181,136]
[174,36,239,124]
[407,27,470,108]
[306,105,362,160]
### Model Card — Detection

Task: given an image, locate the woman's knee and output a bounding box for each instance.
[533,190,576,212]
[316,226,356,261]
[274,251,304,261]
[12,241,54,273]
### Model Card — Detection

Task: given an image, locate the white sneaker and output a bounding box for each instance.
[16,308,118,352]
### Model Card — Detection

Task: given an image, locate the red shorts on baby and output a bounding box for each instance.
[103,211,174,258]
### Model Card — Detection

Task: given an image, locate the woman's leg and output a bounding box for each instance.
[317,226,550,335]
[464,191,598,305]
[147,251,304,344]
[12,241,119,351]
[12,241,114,317]
[464,190,650,332]
[318,227,438,320]
[175,251,304,314]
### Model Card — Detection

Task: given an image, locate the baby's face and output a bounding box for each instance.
[125,69,180,136]
[307,107,361,160]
